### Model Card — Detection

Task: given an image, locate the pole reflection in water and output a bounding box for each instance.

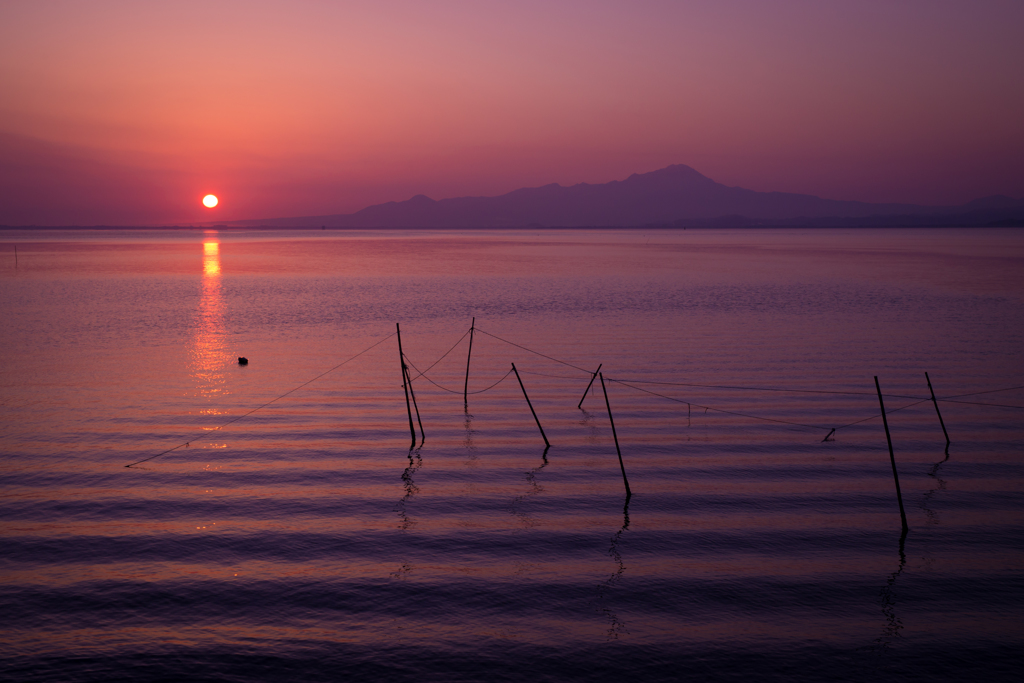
[597,495,631,640]
[391,449,423,581]
[508,446,549,529]
[190,237,228,399]
[395,449,423,531]
[921,450,950,526]
[873,530,908,654]
[463,410,477,454]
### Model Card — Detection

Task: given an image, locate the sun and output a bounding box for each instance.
[202,194,219,208]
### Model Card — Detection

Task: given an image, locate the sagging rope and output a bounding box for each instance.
[406,328,471,383]
[396,324,514,396]
[125,331,396,468]
[405,355,514,395]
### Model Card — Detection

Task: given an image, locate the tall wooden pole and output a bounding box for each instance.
[512,363,549,447]
[463,317,475,408]
[925,372,950,450]
[600,373,632,498]
[396,323,416,448]
[875,376,909,533]
[577,363,602,409]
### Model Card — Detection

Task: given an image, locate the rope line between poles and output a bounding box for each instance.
[405,356,514,395]
[96,317,1024,467]
[608,379,828,431]
[609,378,935,434]
[475,328,592,373]
[520,369,591,380]
[471,332,1024,405]
[936,398,1024,410]
[939,384,1024,400]
[405,328,471,382]
[606,377,879,396]
[125,331,396,468]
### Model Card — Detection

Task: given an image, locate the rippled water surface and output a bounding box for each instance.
[2,228,1023,682]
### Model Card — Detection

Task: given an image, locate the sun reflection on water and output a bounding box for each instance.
[203,240,221,276]
[190,236,227,398]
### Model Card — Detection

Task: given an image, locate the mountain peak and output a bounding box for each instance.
[624,164,712,184]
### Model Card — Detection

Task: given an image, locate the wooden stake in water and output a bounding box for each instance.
[925,372,950,450]
[14,245,17,269]
[600,373,632,498]
[875,376,909,533]
[577,363,602,409]
[396,323,416,448]
[405,361,425,445]
[463,317,475,408]
[512,363,550,447]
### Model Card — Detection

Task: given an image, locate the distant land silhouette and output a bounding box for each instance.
[225,165,1023,229]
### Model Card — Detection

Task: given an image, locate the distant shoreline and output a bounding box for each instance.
[2,222,1022,231]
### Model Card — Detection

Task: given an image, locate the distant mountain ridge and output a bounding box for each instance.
[229,164,1024,228]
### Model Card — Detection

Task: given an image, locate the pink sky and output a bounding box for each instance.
[1,0,1022,225]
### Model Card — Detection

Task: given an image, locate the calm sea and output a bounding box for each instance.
[1,228,1022,682]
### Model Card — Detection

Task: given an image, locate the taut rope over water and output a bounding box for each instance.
[124,331,396,468]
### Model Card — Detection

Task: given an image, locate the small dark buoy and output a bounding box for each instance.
[238,357,248,365]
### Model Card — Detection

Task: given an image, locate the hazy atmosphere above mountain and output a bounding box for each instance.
[0,1,1021,226]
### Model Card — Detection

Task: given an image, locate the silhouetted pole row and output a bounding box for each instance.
[512,362,550,447]
[577,363,603,409]
[875,376,909,533]
[464,317,475,409]
[396,323,418,448]
[925,372,951,450]
[600,373,632,499]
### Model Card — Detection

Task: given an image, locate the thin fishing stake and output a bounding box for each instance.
[577,363,602,409]
[600,373,632,498]
[512,363,550,447]
[464,317,475,409]
[925,372,950,450]
[875,376,909,534]
[405,361,425,445]
[396,323,416,448]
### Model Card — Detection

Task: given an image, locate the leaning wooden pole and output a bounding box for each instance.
[925,372,950,450]
[512,363,550,447]
[463,317,475,408]
[875,376,909,533]
[600,373,632,498]
[396,323,416,448]
[577,363,602,409]
[405,361,425,445]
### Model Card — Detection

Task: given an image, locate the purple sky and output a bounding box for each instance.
[1,0,1022,225]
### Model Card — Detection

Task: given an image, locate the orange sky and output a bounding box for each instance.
[1,0,1022,225]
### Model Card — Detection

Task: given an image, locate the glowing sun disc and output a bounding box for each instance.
[202,194,219,208]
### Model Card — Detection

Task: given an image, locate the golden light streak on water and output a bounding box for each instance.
[191,236,227,398]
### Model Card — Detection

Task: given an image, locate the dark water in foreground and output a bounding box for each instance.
[1,228,1023,681]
